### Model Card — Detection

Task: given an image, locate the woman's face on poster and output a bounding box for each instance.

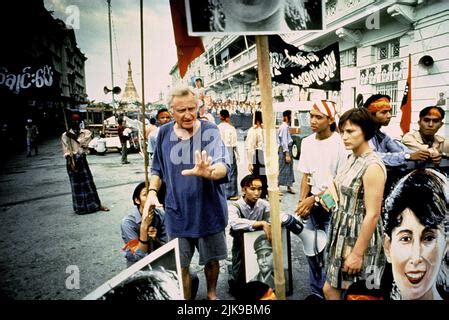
[221,0,284,24]
[393,65,401,79]
[385,208,448,300]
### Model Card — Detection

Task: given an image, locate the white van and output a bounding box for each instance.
[273,101,315,159]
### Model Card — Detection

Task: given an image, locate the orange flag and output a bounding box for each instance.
[169,0,205,79]
[400,54,412,134]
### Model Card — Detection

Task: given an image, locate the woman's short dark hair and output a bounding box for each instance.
[384,169,448,237]
[338,108,376,141]
[132,182,146,206]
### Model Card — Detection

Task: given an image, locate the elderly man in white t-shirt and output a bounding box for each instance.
[295,100,348,299]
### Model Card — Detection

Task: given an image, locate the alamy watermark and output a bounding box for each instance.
[364,265,382,290]
[65,265,80,290]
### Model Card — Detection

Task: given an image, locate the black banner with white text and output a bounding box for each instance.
[269,35,341,91]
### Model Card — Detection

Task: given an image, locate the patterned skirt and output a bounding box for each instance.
[325,206,386,290]
[67,154,101,214]
[278,145,294,187]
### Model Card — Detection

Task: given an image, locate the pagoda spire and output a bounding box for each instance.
[122,59,139,104]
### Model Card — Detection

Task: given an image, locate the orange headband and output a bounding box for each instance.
[367,97,391,113]
[428,108,443,118]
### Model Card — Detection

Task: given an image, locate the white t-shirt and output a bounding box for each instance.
[217,122,237,147]
[297,132,349,195]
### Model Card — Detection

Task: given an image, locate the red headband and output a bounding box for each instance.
[367,97,391,113]
[312,100,336,119]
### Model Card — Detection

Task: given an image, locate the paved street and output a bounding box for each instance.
[0,136,310,300]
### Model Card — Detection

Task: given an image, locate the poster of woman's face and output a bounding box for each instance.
[368,67,377,84]
[185,0,324,36]
[359,69,367,85]
[392,62,402,81]
[381,64,390,82]
[83,239,184,300]
[243,229,292,295]
[385,209,447,300]
[384,169,449,300]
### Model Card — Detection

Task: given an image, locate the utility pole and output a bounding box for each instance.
[140,0,149,189]
[107,0,116,116]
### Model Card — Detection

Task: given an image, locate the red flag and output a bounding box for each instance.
[169,0,204,79]
[400,54,412,134]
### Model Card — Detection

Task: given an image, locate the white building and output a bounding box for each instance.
[170,0,449,138]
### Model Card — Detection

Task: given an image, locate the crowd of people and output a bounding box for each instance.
[57,82,448,301]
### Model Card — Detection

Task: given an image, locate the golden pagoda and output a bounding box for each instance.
[121,59,139,106]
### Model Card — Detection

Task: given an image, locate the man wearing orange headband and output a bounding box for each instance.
[363,94,429,195]
[402,106,445,164]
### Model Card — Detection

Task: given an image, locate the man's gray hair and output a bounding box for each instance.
[166,85,198,109]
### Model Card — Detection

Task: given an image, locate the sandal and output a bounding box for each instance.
[99,206,110,212]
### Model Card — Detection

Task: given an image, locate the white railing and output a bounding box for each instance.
[206,45,257,85]
[326,0,377,24]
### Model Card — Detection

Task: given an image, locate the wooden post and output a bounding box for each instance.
[255,35,285,299]
[140,0,149,190]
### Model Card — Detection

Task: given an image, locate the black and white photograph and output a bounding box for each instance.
[83,239,184,300]
[243,229,293,295]
[381,64,390,82]
[392,61,402,81]
[436,92,447,106]
[185,0,324,36]
[368,67,377,84]
[359,69,368,85]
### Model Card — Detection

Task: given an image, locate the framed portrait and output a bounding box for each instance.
[359,69,368,85]
[185,0,325,36]
[392,61,402,81]
[191,76,204,88]
[243,228,293,295]
[381,64,391,82]
[368,67,377,84]
[83,239,184,300]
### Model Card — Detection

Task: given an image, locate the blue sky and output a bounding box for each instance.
[43,0,177,104]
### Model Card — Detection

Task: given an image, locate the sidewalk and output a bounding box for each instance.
[0,137,310,300]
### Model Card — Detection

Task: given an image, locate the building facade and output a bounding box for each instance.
[0,0,88,146]
[170,0,449,138]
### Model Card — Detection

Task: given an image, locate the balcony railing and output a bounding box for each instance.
[206,45,257,85]
[326,0,377,24]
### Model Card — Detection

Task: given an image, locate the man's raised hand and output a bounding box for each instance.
[182,150,214,179]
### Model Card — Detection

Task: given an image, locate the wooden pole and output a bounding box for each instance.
[140,0,149,190]
[255,35,285,299]
[107,0,116,113]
